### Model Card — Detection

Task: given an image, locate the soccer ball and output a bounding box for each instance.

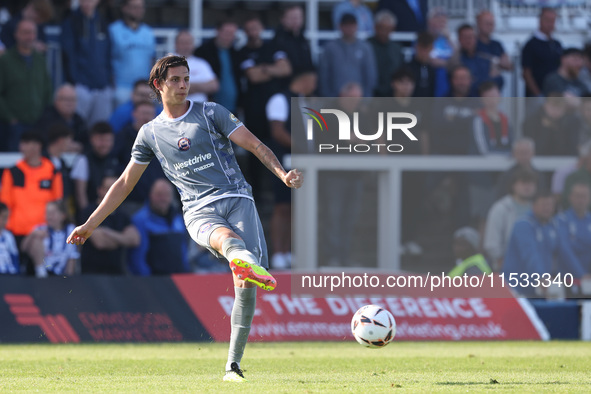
[351,305,396,348]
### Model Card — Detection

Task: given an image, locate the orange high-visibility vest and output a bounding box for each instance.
[0,158,63,236]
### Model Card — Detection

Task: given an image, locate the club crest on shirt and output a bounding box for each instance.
[178,137,191,151]
[200,223,213,234]
[230,113,240,124]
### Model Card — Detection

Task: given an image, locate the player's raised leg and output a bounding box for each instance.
[211,228,277,291]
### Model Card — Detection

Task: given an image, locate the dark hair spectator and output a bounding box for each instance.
[319,13,377,97]
[332,0,375,35]
[369,10,404,97]
[61,0,114,126]
[522,93,580,156]
[110,79,160,134]
[194,17,240,112]
[70,121,119,220]
[405,32,436,98]
[127,179,190,275]
[0,129,63,258]
[452,23,503,96]
[79,176,140,274]
[0,0,55,51]
[271,4,314,89]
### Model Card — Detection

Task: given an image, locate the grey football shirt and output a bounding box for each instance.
[131,101,253,214]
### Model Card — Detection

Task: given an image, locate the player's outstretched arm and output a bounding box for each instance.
[229,126,303,189]
[67,161,148,245]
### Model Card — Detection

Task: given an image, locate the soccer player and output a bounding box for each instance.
[67,55,303,382]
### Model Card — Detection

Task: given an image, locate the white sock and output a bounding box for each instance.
[222,238,259,265]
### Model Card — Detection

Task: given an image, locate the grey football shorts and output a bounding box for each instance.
[185,197,269,268]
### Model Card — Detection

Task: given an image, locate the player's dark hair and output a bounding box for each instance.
[89,121,114,136]
[0,202,8,215]
[149,55,190,103]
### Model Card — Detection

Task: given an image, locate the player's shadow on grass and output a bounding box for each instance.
[436,381,569,386]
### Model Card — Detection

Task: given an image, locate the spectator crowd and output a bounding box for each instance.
[0,0,589,287]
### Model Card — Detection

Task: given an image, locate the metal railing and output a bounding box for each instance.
[292,155,575,272]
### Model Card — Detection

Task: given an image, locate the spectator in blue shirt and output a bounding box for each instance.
[61,0,113,126]
[319,13,377,97]
[0,202,19,275]
[476,11,512,76]
[556,182,591,275]
[109,80,160,134]
[503,191,585,295]
[453,24,503,96]
[332,0,375,35]
[427,8,454,97]
[128,179,190,275]
[109,0,155,106]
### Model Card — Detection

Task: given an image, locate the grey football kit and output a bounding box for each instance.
[131,100,268,267]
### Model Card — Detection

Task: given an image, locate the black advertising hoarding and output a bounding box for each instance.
[0,275,210,343]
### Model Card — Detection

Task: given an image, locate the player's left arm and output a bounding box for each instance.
[229,125,303,189]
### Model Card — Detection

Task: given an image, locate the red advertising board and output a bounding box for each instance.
[172,273,549,342]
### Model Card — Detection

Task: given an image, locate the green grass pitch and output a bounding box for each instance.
[1,341,590,392]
